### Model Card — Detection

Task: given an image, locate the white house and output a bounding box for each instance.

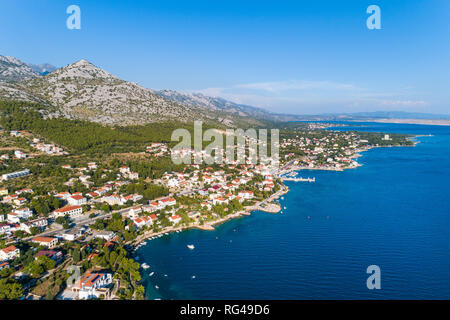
[14,150,27,159]
[60,228,85,241]
[93,231,116,241]
[52,205,83,218]
[169,215,182,225]
[158,197,176,208]
[67,195,87,206]
[128,172,139,180]
[213,197,229,205]
[72,272,113,300]
[32,236,58,249]
[0,245,20,261]
[238,191,254,200]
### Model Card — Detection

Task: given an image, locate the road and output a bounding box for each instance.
[23,207,132,240]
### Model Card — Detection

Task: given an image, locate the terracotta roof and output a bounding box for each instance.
[32,236,56,243]
[54,205,82,213]
[1,245,17,253]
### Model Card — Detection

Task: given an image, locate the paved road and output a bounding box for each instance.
[23,207,132,240]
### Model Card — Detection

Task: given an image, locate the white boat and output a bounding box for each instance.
[284,206,287,210]
[187,244,195,250]
[149,272,155,276]
[141,263,150,269]
[155,285,159,289]
[191,275,196,279]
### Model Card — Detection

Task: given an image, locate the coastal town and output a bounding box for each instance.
[0,123,414,300]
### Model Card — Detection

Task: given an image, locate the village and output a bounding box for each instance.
[0,125,411,300]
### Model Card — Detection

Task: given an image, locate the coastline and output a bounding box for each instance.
[349,118,450,126]
[131,139,422,250]
[131,187,289,248]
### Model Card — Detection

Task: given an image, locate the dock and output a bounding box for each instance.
[281,177,315,182]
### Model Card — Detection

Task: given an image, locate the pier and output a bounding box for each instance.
[281,177,315,182]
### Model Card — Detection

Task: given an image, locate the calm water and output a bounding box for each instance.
[137,123,450,299]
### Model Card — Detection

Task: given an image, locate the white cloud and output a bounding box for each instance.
[194,80,430,114]
[235,80,357,93]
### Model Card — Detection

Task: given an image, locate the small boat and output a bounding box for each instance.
[281,197,284,200]
[284,206,287,210]
[141,263,150,269]
[155,285,159,289]
[141,242,147,246]
[191,275,196,279]
[149,272,155,276]
[164,274,168,277]
[187,244,195,250]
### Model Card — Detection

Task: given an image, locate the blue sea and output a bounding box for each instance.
[136,122,450,300]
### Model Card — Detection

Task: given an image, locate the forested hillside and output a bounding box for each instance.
[0,100,203,154]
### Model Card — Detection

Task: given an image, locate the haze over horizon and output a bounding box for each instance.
[1,0,449,115]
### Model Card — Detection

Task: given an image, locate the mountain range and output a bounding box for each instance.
[0,55,269,127]
[1,54,448,127]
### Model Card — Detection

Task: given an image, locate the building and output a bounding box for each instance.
[1,169,31,181]
[52,205,83,218]
[159,197,176,208]
[0,188,8,196]
[32,236,58,249]
[20,217,48,234]
[67,195,87,206]
[13,197,27,206]
[72,271,113,300]
[60,228,85,241]
[93,231,116,241]
[129,172,139,180]
[35,250,63,262]
[238,190,254,200]
[169,215,182,224]
[213,197,229,205]
[14,150,27,159]
[0,245,20,261]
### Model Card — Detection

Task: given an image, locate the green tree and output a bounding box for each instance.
[0,278,23,300]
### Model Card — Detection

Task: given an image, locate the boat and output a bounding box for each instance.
[149,272,155,276]
[141,263,150,269]
[187,244,195,250]
[284,206,287,210]
[155,285,159,289]
[191,275,196,279]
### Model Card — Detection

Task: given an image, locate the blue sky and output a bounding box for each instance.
[1,0,449,115]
